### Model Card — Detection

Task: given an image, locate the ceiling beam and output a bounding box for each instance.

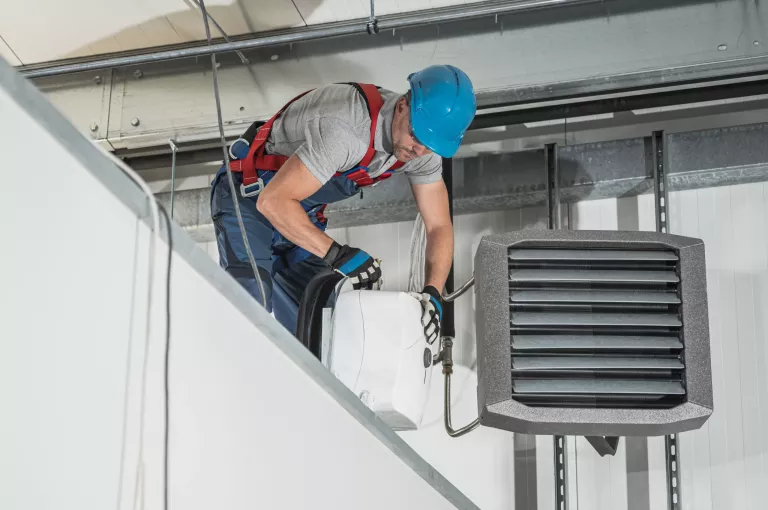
[158,123,768,241]
[18,0,607,79]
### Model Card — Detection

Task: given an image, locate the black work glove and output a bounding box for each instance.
[323,241,382,290]
[409,285,443,345]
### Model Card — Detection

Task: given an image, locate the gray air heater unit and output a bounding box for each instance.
[475,230,712,437]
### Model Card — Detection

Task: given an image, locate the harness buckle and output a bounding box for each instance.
[229,137,250,160]
[240,178,265,198]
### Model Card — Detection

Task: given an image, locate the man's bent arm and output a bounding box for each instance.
[412,180,454,292]
[257,154,335,258]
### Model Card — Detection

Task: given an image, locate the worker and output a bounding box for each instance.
[210,65,476,343]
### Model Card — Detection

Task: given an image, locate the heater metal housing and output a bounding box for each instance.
[475,230,712,437]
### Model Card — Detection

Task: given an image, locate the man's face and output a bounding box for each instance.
[392,97,432,163]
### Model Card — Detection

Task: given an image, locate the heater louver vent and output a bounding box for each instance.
[476,231,711,436]
[508,248,685,409]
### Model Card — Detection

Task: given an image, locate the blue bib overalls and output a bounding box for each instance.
[210,140,359,334]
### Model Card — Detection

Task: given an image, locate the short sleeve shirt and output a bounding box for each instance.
[264,84,442,186]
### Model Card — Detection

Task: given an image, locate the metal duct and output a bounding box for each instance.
[475,230,713,436]
[18,0,605,79]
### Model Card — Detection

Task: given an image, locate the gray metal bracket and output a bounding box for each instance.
[585,436,621,457]
[652,130,670,234]
[545,142,568,510]
[545,143,561,230]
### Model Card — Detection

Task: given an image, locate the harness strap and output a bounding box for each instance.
[237,89,313,185]
[231,84,404,187]
[349,83,381,170]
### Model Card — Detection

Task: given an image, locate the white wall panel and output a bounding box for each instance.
[328,220,415,293]
[645,435,668,510]
[669,183,768,510]
[570,437,628,510]
[535,434,556,510]
[399,365,518,510]
[668,187,712,510]
[1,54,475,510]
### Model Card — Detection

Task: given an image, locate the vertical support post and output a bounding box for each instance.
[545,143,561,230]
[652,130,681,510]
[169,139,178,220]
[665,434,680,510]
[545,142,568,510]
[555,435,568,510]
[652,131,669,234]
[442,157,455,338]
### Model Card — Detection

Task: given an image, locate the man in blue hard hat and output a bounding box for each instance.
[210,65,476,342]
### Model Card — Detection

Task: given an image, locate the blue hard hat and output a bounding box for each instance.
[407,65,476,158]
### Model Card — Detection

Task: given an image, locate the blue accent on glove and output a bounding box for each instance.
[429,295,443,320]
[338,250,371,275]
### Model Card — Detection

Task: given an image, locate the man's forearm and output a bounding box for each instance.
[258,197,334,258]
[424,223,454,292]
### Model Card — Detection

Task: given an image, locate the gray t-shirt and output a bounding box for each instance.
[264,84,442,186]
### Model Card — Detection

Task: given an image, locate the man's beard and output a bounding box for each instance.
[394,144,417,162]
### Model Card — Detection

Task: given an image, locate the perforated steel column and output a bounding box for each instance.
[653,131,681,510]
[653,131,670,235]
[546,142,568,510]
[665,434,681,510]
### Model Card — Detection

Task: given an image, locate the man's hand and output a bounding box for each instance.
[324,241,381,289]
[410,285,443,345]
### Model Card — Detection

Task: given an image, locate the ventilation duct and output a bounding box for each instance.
[475,230,712,437]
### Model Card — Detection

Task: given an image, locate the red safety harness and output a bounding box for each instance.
[229,83,404,190]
